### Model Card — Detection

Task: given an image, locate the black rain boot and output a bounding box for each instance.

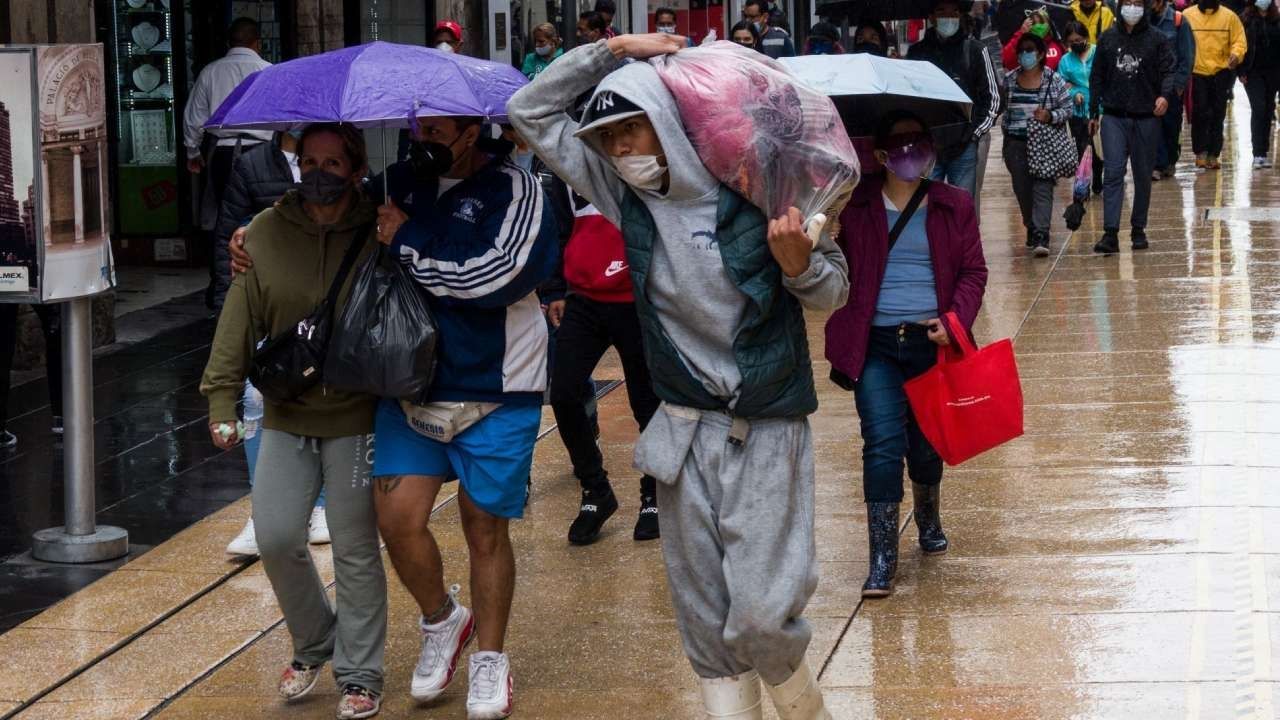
[911,483,949,555]
[862,502,900,598]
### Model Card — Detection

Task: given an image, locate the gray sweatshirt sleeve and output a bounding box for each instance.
[508,41,628,227]
[781,230,850,312]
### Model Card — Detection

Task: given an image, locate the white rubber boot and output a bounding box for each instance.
[699,671,763,719]
[764,662,831,720]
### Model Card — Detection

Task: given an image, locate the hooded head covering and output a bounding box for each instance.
[575,61,719,203]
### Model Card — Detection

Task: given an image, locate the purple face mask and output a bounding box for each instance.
[880,136,936,180]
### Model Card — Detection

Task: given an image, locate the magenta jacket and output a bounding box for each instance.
[825,174,989,385]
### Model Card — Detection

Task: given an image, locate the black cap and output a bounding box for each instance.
[574,90,647,138]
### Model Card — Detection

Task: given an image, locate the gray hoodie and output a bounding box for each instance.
[509,40,849,406]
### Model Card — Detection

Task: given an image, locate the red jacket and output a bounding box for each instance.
[825,174,988,383]
[562,200,634,303]
[1002,29,1065,70]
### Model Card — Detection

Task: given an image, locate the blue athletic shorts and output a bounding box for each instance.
[373,399,540,519]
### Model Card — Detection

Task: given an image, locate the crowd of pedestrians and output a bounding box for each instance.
[128,0,1272,717]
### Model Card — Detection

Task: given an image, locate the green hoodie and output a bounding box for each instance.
[201,190,379,438]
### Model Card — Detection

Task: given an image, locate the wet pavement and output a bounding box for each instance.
[2,99,1279,719]
[0,296,241,632]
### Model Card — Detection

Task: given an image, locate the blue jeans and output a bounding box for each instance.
[245,432,326,507]
[1155,99,1184,169]
[930,140,978,198]
[852,324,943,504]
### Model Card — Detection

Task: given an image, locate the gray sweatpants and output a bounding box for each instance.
[1003,136,1057,234]
[253,429,387,693]
[635,404,818,685]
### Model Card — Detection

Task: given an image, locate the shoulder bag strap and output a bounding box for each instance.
[887,179,932,253]
[322,221,375,316]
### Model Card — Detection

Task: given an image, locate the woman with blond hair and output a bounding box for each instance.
[522,22,563,79]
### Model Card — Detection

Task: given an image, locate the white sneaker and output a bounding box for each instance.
[411,585,475,702]
[1254,157,1267,169]
[466,652,513,720]
[307,506,331,545]
[226,519,259,556]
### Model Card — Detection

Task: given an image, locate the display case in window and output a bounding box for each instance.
[105,0,181,239]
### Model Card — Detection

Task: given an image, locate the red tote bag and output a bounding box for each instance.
[904,312,1024,465]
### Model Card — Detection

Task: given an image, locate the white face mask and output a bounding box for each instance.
[436,42,455,52]
[1121,5,1145,23]
[611,154,667,191]
[657,24,677,33]
[936,17,961,38]
[1258,0,1272,10]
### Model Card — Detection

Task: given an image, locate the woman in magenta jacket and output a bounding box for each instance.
[826,110,988,598]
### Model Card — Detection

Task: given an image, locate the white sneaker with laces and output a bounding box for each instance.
[307,506,331,545]
[466,652,513,720]
[1255,157,1267,169]
[226,519,259,556]
[411,585,475,702]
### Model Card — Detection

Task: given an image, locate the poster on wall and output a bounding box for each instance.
[0,44,115,305]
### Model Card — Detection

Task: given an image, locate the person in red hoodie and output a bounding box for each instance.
[540,181,662,546]
[824,110,988,599]
[1002,11,1067,69]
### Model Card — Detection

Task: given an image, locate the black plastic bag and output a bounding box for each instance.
[324,248,438,400]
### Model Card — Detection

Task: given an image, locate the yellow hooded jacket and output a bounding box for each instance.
[1183,5,1247,75]
[1072,0,1115,44]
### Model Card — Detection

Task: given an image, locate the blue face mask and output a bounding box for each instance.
[1018,51,1039,70]
[810,40,833,54]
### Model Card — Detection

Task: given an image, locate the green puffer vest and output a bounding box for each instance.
[620,186,817,419]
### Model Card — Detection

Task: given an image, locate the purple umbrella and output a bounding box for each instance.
[204,41,528,131]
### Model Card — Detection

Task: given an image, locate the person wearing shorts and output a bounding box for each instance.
[371,114,556,720]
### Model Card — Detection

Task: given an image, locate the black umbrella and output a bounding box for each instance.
[994,0,1076,43]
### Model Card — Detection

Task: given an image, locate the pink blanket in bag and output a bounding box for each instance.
[650,42,860,226]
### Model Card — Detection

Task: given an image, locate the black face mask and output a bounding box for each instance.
[1071,41,1088,53]
[1199,0,1219,10]
[296,169,350,206]
[409,131,467,181]
[853,41,886,55]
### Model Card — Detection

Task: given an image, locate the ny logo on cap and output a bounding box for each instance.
[595,92,616,112]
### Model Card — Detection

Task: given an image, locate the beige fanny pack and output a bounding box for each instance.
[400,401,500,443]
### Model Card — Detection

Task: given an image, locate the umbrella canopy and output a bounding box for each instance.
[779,54,971,136]
[994,0,1076,43]
[815,0,972,23]
[205,41,529,131]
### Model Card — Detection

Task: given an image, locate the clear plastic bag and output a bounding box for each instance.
[650,41,861,229]
[324,248,438,401]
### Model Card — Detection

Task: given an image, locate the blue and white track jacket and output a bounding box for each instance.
[386,156,557,406]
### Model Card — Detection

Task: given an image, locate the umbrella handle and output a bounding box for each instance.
[381,122,389,205]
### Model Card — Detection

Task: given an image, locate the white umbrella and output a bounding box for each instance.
[779,54,972,136]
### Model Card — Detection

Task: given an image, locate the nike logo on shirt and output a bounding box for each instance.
[604,261,628,277]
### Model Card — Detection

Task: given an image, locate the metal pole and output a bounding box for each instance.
[31,297,128,563]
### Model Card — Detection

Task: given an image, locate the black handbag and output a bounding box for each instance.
[248,223,372,403]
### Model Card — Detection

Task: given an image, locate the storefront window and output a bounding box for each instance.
[106,0,180,237]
